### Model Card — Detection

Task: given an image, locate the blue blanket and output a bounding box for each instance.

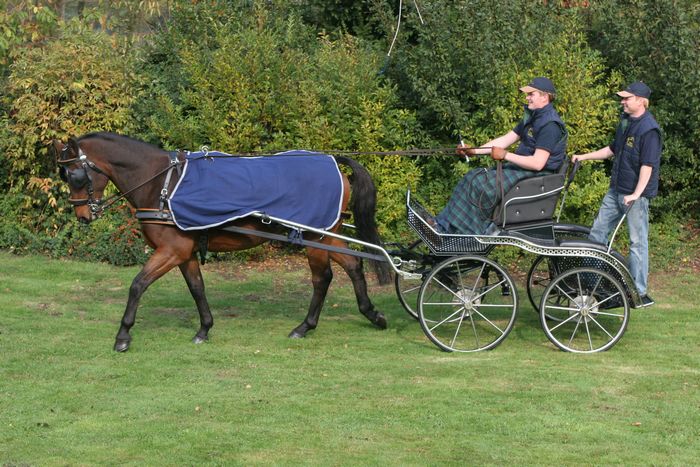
[168,150,344,231]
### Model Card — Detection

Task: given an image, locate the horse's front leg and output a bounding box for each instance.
[114,250,183,352]
[289,249,333,338]
[330,248,387,330]
[178,258,213,344]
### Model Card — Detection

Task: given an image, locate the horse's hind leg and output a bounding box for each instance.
[179,258,214,344]
[289,249,333,338]
[114,250,182,352]
[331,249,387,330]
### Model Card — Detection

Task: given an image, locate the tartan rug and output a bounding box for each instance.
[436,163,551,234]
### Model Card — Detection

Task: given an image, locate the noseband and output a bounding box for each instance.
[57,147,107,216]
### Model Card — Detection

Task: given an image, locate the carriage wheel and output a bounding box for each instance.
[418,255,518,352]
[540,267,630,353]
[395,272,422,321]
[526,256,565,322]
[393,241,434,321]
[527,255,552,311]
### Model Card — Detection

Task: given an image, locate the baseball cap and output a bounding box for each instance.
[617,81,651,99]
[519,77,556,95]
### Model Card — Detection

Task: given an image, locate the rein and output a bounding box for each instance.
[187,146,486,158]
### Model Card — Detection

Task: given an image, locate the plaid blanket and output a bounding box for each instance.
[168,150,343,231]
[435,163,552,234]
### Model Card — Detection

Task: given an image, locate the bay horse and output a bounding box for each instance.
[54,132,392,352]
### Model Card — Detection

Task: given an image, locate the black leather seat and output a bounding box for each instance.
[494,160,577,239]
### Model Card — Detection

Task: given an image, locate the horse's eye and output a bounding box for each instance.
[59,166,68,183]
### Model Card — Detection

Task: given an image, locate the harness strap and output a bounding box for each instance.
[133,211,385,262]
[159,152,182,212]
[220,225,387,262]
[492,161,505,222]
[136,208,174,223]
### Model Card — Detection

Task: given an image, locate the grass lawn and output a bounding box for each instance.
[1,250,698,465]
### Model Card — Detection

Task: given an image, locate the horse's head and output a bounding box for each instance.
[54,137,110,224]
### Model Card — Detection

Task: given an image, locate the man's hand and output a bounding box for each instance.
[571,154,585,163]
[490,147,507,161]
[623,193,639,206]
[456,144,476,158]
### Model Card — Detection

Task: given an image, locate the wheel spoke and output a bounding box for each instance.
[547,313,581,332]
[567,317,583,347]
[587,315,616,340]
[427,307,465,332]
[450,313,468,348]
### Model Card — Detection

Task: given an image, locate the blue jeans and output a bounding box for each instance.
[589,189,650,295]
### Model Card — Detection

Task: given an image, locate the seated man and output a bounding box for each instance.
[434,77,568,234]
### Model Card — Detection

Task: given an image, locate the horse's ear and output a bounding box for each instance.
[50,140,64,159]
[67,137,81,158]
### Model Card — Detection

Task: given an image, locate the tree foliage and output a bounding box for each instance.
[0,0,698,264]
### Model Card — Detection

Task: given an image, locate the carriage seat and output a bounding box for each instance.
[494,159,570,230]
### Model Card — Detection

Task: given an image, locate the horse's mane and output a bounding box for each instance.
[79,132,165,153]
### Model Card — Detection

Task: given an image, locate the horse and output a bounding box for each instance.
[54,132,392,352]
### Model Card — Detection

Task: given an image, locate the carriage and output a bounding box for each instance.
[277,158,641,354]
[56,133,641,353]
[390,161,640,354]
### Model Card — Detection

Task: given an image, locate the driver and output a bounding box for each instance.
[433,77,568,235]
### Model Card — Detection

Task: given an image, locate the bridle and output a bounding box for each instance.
[57,144,183,218]
[57,146,108,215]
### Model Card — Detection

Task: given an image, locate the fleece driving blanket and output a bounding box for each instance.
[168,150,344,231]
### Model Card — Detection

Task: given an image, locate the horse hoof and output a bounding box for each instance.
[288,330,305,339]
[192,335,209,345]
[114,339,131,352]
[374,312,387,330]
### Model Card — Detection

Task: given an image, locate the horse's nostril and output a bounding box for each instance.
[78,216,90,225]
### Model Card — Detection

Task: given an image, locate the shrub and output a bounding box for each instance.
[0,21,144,262]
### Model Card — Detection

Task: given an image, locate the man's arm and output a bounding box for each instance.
[491,121,562,170]
[458,130,520,156]
[501,148,551,171]
[572,146,614,163]
[623,165,652,205]
[624,130,661,205]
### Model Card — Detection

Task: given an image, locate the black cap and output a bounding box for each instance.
[617,81,651,99]
[520,77,556,95]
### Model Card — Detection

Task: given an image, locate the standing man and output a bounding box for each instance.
[572,81,662,307]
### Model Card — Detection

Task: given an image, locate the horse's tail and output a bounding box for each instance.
[335,156,392,285]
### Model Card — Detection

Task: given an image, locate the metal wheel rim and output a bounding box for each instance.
[540,267,630,353]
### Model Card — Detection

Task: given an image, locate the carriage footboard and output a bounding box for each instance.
[406,190,491,256]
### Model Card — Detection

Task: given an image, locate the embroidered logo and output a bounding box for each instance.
[625,136,635,148]
[527,128,534,138]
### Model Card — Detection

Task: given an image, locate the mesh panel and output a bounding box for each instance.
[406,197,491,256]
